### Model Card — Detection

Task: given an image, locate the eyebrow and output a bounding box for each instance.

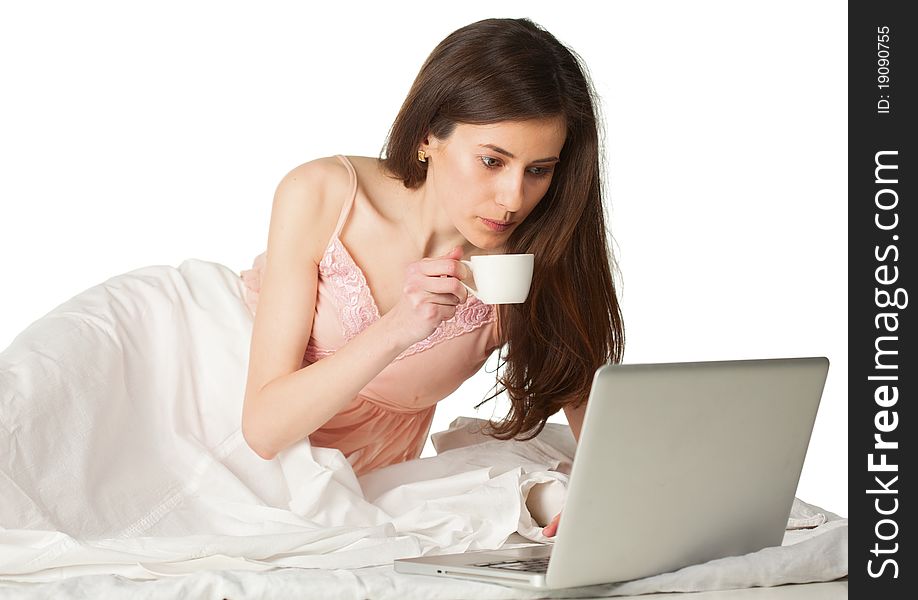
[478,144,560,164]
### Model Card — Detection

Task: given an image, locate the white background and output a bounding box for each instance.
[0,1,847,516]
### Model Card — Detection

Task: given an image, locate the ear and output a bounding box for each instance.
[424,133,446,153]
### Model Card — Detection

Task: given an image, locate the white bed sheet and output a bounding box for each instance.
[0,259,847,598]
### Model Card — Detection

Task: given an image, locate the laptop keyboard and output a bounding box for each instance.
[473,557,551,573]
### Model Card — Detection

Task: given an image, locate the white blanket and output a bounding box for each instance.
[0,259,847,596]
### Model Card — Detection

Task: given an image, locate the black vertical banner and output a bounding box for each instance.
[850,2,915,597]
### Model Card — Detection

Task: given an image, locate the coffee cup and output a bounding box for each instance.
[458,254,534,304]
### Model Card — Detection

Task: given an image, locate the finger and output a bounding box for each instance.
[420,275,466,296]
[434,276,469,304]
[424,292,462,306]
[542,512,561,537]
[418,258,467,280]
[425,245,463,260]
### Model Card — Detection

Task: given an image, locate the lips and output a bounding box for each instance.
[480,217,513,232]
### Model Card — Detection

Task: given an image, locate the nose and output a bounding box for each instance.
[495,172,526,214]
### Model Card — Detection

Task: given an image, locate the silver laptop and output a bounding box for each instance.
[394,357,830,590]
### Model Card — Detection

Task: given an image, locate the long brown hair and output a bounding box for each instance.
[380,17,625,440]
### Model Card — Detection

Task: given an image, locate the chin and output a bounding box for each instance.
[471,238,505,252]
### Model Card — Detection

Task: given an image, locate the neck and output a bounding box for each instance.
[402,182,479,259]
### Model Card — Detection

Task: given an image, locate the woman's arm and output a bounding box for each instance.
[540,400,588,537]
[241,160,416,460]
[249,314,412,460]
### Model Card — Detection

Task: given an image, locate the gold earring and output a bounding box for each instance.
[417,150,427,163]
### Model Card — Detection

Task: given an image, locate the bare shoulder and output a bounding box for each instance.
[272,155,352,264]
[282,155,350,199]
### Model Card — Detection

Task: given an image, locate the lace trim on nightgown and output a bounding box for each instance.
[304,236,495,363]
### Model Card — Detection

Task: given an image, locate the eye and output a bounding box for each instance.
[479,156,501,169]
[478,156,554,178]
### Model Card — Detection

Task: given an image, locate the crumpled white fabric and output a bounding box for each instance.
[0,259,848,596]
[0,259,573,584]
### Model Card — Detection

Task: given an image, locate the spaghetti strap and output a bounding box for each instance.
[332,155,359,239]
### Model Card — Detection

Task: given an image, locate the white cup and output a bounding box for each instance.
[458,254,534,304]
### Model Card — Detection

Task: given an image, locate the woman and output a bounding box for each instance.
[239,17,625,537]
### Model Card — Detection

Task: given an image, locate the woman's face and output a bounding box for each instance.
[424,117,567,250]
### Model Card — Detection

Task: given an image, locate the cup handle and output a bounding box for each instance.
[458,259,477,297]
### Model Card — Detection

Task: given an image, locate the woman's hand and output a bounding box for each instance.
[542,511,561,537]
[386,246,470,346]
